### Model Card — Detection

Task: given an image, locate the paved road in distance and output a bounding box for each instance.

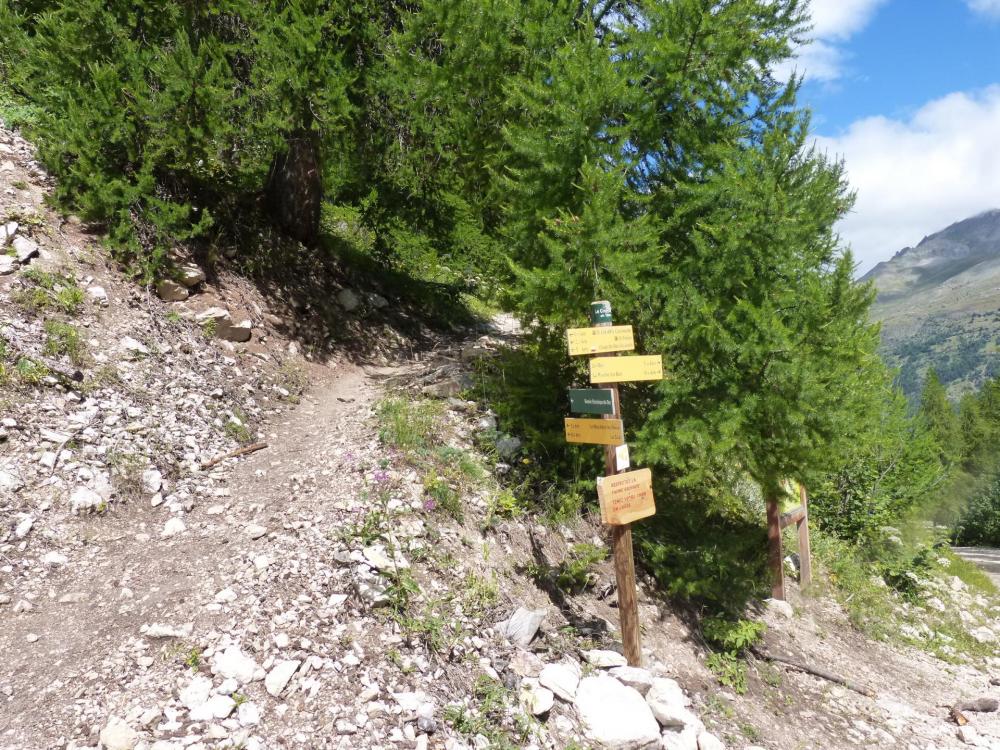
[952,546,1000,587]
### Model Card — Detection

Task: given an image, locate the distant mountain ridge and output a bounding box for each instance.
[864,209,1000,398]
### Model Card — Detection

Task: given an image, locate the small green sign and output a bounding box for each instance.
[590,300,612,325]
[569,388,616,415]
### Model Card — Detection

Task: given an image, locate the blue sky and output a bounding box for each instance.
[784,0,1000,273]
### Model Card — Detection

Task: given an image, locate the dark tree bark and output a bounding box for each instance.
[265,129,322,246]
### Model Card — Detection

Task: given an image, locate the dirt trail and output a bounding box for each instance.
[0,361,381,749]
[954,547,1000,587]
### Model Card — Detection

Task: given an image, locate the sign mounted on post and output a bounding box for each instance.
[590,355,663,383]
[569,388,616,415]
[598,468,656,526]
[567,325,635,356]
[564,417,625,445]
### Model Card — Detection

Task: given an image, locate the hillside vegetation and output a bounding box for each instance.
[864,209,1000,399]
[0,0,988,627]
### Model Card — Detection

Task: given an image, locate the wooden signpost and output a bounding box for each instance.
[767,481,813,600]
[563,300,663,667]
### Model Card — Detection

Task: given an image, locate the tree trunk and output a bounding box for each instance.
[265,129,321,246]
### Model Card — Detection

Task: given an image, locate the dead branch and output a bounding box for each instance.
[200,442,267,470]
[752,647,875,698]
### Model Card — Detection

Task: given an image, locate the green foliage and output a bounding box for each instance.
[43,320,85,364]
[377,397,442,452]
[702,617,764,695]
[953,473,1000,546]
[16,269,84,314]
[14,356,48,385]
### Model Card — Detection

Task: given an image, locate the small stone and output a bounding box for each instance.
[696,731,725,750]
[143,622,193,638]
[215,587,238,604]
[246,524,268,540]
[539,661,581,701]
[141,469,162,494]
[274,633,290,649]
[87,285,108,304]
[765,598,794,619]
[25,633,39,643]
[178,263,206,287]
[582,649,628,668]
[161,517,186,538]
[12,235,38,263]
[645,678,700,730]
[180,675,213,710]
[609,666,655,695]
[496,607,546,648]
[957,724,980,745]
[336,288,361,312]
[70,486,103,513]
[190,694,235,721]
[42,551,68,567]
[120,336,150,356]
[661,727,700,750]
[0,255,17,275]
[14,516,33,539]
[98,716,138,750]
[363,544,410,571]
[212,645,258,683]
[265,659,301,697]
[238,701,261,726]
[518,679,554,716]
[508,649,545,678]
[156,279,189,302]
[0,470,23,493]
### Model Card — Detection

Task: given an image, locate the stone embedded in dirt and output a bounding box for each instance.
[213,645,259,684]
[12,235,38,263]
[765,597,794,619]
[156,279,189,302]
[661,727,699,750]
[178,263,206,287]
[957,724,980,745]
[98,716,138,750]
[238,701,261,726]
[0,255,16,275]
[970,626,997,643]
[1,220,17,246]
[496,607,546,648]
[88,285,108,305]
[215,587,238,603]
[575,673,660,749]
[518,678,554,716]
[41,551,68,567]
[582,649,628,668]
[221,319,253,343]
[645,678,700,730]
[336,288,361,312]
[120,336,150,356]
[161,517,186,538]
[246,523,268,539]
[141,468,162,494]
[189,694,236,721]
[696,730,725,750]
[70,486,103,513]
[539,661,581,702]
[143,622,194,638]
[0,470,22,493]
[363,544,410,571]
[609,665,655,695]
[179,675,213,710]
[508,649,545,678]
[265,659,301,697]
[13,516,33,539]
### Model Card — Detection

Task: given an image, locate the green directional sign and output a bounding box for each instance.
[569,388,616,415]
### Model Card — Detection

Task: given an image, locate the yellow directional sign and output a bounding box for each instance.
[598,468,656,525]
[564,418,625,445]
[567,325,635,356]
[590,355,663,383]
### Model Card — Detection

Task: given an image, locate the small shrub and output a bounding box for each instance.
[201,317,218,338]
[423,471,463,521]
[554,542,607,593]
[107,450,145,501]
[16,269,85,315]
[377,397,442,451]
[702,617,765,695]
[15,357,48,385]
[43,320,85,364]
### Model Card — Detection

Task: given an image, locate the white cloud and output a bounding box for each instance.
[967,0,1000,18]
[813,86,1000,274]
[776,0,888,83]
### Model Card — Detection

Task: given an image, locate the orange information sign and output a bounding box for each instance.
[567,325,635,356]
[564,418,625,446]
[598,468,656,525]
[590,355,663,383]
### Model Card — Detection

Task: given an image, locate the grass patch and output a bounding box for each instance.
[106,450,146,501]
[14,357,48,385]
[943,548,998,595]
[16,269,85,315]
[443,676,531,750]
[377,396,443,451]
[43,320,85,365]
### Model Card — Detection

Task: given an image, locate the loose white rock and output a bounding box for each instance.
[609,666,655,695]
[180,675,213,711]
[120,336,150,356]
[161,517,186,538]
[583,649,628,668]
[661,727,700,750]
[238,701,261,726]
[575,674,660,749]
[189,694,236,721]
[496,607,546,648]
[265,659,301,697]
[646,678,700,730]
[518,679,554,716]
[765,598,794,619]
[70,486,103,513]
[696,731,725,750]
[42,551,68,567]
[539,661,581,702]
[99,716,138,750]
[141,468,162,494]
[212,645,258,684]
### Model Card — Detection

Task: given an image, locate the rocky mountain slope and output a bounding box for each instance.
[863,210,1000,398]
[5,122,1000,750]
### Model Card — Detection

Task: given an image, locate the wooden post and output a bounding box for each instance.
[797,484,812,590]
[766,493,785,600]
[591,301,642,666]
